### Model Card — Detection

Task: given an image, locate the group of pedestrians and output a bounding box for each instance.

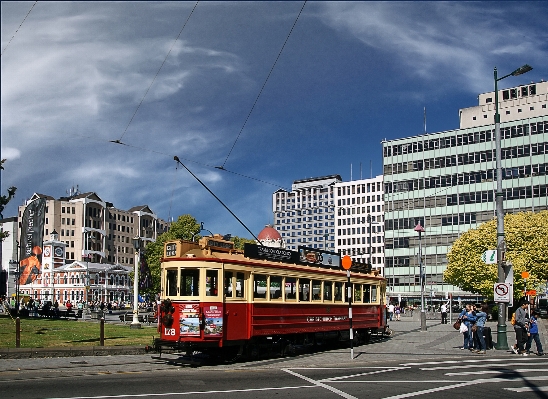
[458,303,489,354]
[456,299,544,356]
[387,303,402,321]
[511,298,544,356]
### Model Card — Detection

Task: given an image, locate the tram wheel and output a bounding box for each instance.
[282,343,296,357]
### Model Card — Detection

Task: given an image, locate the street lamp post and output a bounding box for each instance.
[414,223,426,332]
[131,236,142,329]
[493,64,532,350]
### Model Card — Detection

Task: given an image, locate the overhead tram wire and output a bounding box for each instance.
[173,156,263,244]
[117,1,200,142]
[218,0,307,170]
[1,1,38,57]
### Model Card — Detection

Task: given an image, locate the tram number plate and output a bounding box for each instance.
[164,328,176,336]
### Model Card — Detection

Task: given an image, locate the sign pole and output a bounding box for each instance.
[342,255,353,360]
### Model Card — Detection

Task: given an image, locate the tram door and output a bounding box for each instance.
[223,270,248,340]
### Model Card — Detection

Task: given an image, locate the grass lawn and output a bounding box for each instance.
[0,315,158,349]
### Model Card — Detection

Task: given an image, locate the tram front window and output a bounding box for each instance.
[363,284,371,303]
[236,272,244,298]
[206,270,218,296]
[166,269,178,297]
[224,271,233,297]
[180,269,199,296]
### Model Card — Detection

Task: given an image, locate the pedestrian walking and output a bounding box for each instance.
[388,303,395,322]
[513,299,529,355]
[395,305,401,321]
[441,303,448,324]
[525,310,544,356]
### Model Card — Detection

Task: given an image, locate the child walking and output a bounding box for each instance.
[526,310,544,356]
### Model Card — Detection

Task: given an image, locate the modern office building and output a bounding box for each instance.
[272,175,340,251]
[382,80,548,305]
[334,175,385,275]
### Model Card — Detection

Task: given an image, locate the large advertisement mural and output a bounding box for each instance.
[18,198,46,285]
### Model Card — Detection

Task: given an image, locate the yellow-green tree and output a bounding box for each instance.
[143,215,201,295]
[444,211,548,299]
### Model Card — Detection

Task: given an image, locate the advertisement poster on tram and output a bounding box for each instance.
[203,305,223,336]
[180,304,200,336]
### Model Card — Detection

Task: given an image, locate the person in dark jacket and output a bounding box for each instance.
[513,299,530,355]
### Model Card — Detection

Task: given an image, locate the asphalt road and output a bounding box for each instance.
[1,316,547,399]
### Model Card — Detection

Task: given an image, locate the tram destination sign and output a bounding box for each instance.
[244,243,300,263]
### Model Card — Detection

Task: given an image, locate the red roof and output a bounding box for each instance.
[257,225,281,240]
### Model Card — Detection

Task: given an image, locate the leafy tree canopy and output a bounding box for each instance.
[143,215,201,295]
[444,211,548,299]
[0,159,17,240]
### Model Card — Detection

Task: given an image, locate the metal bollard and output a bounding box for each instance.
[100,317,105,346]
[16,317,21,348]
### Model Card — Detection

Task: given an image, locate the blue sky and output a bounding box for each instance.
[1,1,547,238]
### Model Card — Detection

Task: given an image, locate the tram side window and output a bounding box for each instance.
[334,282,344,302]
[180,269,199,296]
[324,282,333,301]
[166,269,178,297]
[299,279,310,301]
[371,285,378,303]
[253,274,267,299]
[270,275,283,299]
[311,280,322,301]
[354,284,362,303]
[285,277,297,301]
[224,271,233,297]
[236,272,245,298]
[363,284,371,303]
[206,270,218,296]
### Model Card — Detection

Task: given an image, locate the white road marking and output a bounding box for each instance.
[401,358,531,366]
[283,368,358,399]
[320,367,410,382]
[504,386,548,392]
[48,385,317,399]
[421,361,548,371]
[446,369,548,376]
[380,380,484,399]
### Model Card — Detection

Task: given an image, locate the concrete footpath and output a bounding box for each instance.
[0,315,545,369]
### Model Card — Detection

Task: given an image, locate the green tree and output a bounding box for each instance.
[231,235,255,250]
[444,211,548,299]
[143,215,201,295]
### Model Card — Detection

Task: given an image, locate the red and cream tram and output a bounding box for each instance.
[155,235,387,359]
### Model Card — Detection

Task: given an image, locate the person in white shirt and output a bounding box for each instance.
[441,303,448,324]
[388,303,395,321]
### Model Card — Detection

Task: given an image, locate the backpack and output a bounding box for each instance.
[510,312,516,326]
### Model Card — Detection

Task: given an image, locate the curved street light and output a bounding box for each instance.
[493,64,532,350]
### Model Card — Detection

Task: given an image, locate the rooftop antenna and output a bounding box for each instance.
[424,106,427,134]
[350,163,353,181]
[370,160,372,179]
[360,162,362,180]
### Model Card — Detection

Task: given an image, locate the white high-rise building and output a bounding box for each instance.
[272,175,340,251]
[334,175,385,275]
